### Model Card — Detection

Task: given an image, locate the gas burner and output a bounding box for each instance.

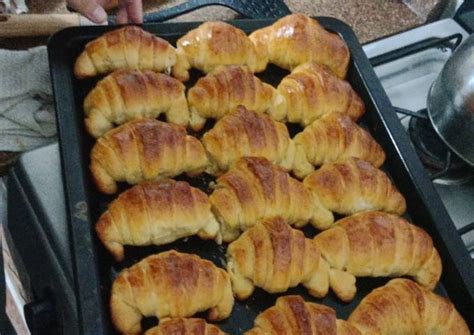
[408,109,474,185]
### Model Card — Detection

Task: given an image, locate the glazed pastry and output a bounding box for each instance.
[187,65,286,131]
[293,113,385,178]
[227,218,330,299]
[249,14,350,78]
[303,158,406,229]
[95,180,219,261]
[271,62,364,127]
[110,251,234,335]
[176,21,267,74]
[145,318,227,335]
[90,119,208,194]
[74,26,189,81]
[314,211,442,302]
[348,278,470,335]
[245,295,361,335]
[84,70,189,138]
[209,157,332,242]
[202,106,295,175]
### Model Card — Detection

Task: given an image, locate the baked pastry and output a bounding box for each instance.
[95,180,219,261]
[90,119,208,194]
[227,218,330,299]
[348,278,470,335]
[293,113,385,178]
[303,158,406,229]
[271,62,364,127]
[145,318,227,335]
[187,65,286,131]
[110,251,234,335]
[84,70,189,138]
[74,26,189,81]
[314,211,442,302]
[176,21,267,74]
[245,295,361,335]
[202,106,295,175]
[209,157,332,241]
[249,14,350,78]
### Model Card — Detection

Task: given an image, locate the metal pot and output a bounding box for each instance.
[427,33,474,166]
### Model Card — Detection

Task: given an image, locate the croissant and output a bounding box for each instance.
[187,65,286,131]
[249,14,350,78]
[348,278,470,335]
[227,218,330,299]
[245,295,361,335]
[293,113,385,178]
[303,158,406,229]
[95,180,219,261]
[209,157,332,241]
[145,318,227,335]
[313,211,442,302]
[270,62,365,127]
[90,119,208,194]
[111,251,234,335]
[176,21,267,75]
[74,26,189,81]
[84,70,189,138]
[203,106,295,175]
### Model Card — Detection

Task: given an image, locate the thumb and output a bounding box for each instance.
[68,0,108,23]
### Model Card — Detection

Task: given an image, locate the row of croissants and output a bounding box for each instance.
[73,13,470,335]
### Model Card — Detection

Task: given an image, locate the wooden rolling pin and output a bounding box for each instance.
[0,14,103,38]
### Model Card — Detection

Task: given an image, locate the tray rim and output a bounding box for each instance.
[48,17,474,334]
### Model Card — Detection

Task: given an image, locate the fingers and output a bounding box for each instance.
[118,0,143,24]
[67,0,108,23]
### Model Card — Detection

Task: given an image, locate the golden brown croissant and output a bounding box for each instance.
[303,159,406,229]
[293,113,385,178]
[314,211,442,302]
[145,318,227,335]
[202,106,295,175]
[95,180,219,261]
[90,119,208,194]
[74,26,189,81]
[84,70,189,138]
[187,65,286,131]
[111,251,234,335]
[227,218,330,299]
[271,62,365,127]
[245,295,361,335]
[348,278,470,335]
[176,21,267,75]
[249,14,350,78]
[209,157,332,242]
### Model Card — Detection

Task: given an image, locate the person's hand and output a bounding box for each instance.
[67,0,143,24]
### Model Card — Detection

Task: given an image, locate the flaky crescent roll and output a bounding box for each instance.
[96,180,219,261]
[84,70,189,138]
[314,212,442,302]
[90,119,208,194]
[74,26,189,80]
[202,106,296,175]
[187,65,286,131]
[348,278,470,335]
[303,159,406,229]
[249,14,350,78]
[145,318,227,335]
[227,218,330,299]
[245,295,361,335]
[209,157,332,242]
[293,113,385,178]
[271,62,364,127]
[111,251,234,335]
[176,21,267,75]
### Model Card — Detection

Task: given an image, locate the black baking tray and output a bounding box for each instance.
[48,18,474,334]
